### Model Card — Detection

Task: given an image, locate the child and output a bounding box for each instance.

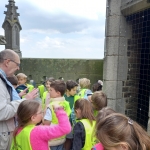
[91,91,107,117]
[92,80,103,92]
[16,73,34,92]
[95,113,150,150]
[7,75,28,98]
[43,80,71,150]
[63,80,78,150]
[11,100,71,150]
[74,78,93,102]
[71,78,93,127]
[92,107,116,150]
[72,99,96,150]
[64,80,78,112]
[42,77,55,109]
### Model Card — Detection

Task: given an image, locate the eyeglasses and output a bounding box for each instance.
[10,59,20,67]
[4,59,20,67]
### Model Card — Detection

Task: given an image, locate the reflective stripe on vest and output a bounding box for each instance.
[80,119,97,150]
[11,125,34,150]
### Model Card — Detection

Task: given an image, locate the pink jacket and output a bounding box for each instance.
[16,109,71,150]
[92,143,104,150]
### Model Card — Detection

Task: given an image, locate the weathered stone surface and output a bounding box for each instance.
[103,56,118,80]
[103,81,122,99]
[19,59,103,86]
[121,0,150,16]
[2,0,22,57]
[106,16,120,37]
[107,99,117,111]
[103,56,128,81]
[0,35,6,45]
[118,56,128,80]
[116,99,125,114]
[107,0,122,16]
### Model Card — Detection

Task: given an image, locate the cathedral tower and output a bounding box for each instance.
[2,0,22,57]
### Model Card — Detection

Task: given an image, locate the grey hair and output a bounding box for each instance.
[0,49,16,63]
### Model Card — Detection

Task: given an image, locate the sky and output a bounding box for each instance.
[0,0,106,59]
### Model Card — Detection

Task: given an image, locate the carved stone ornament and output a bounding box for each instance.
[0,35,7,45]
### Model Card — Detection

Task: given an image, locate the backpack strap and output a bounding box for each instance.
[0,74,13,101]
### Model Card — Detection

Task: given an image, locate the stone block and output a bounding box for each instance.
[118,56,128,80]
[103,56,128,81]
[103,80,122,99]
[119,16,128,37]
[116,99,125,114]
[105,37,127,56]
[106,16,121,37]
[107,99,116,111]
[107,0,122,16]
[119,37,127,55]
[103,56,118,80]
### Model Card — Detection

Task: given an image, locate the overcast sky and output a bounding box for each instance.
[0,0,106,59]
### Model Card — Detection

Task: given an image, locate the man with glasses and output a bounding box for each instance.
[0,49,38,150]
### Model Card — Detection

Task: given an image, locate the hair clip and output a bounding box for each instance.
[128,118,133,125]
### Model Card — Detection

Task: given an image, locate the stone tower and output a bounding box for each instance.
[2,0,22,57]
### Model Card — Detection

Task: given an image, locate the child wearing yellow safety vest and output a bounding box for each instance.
[16,73,34,93]
[43,80,71,150]
[11,100,71,150]
[72,99,97,150]
[74,78,92,102]
[41,77,55,109]
[71,78,93,126]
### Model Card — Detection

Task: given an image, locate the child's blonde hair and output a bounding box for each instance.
[96,113,150,150]
[16,73,27,79]
[79,78,91,89]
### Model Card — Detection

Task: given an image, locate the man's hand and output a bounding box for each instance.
[25,88,39,100]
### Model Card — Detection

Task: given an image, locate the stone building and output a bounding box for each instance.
[104,0,150,133]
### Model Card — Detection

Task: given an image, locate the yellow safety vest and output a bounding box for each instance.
[80,119,97,150]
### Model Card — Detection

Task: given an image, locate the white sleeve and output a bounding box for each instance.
[0,79,25,121]
[44,108,52,121]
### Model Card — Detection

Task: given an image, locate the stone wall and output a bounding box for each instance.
[103,0,128,114]
[105,0,150,131]
[19,58,103,87]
